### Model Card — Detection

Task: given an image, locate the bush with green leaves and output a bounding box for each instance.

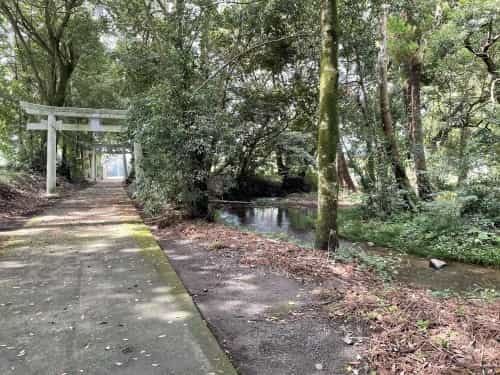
[360,182,412,219]
[129,82,232,218]
[458,178,500,225]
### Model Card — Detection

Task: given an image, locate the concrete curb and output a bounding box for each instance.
[128,222,238,375]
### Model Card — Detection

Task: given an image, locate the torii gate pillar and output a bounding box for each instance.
[46,113,57,195]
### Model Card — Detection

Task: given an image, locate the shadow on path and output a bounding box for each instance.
[0,182,235,375]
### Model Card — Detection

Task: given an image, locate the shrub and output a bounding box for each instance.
[458,177,500,225]
[338,196,500,266]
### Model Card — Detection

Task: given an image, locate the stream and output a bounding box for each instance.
[217,205,500,293]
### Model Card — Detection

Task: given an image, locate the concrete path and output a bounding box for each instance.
[0,182,236,375]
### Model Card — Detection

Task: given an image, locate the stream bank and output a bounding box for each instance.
[217,205,500,293]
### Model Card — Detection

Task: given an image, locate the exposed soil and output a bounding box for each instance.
[154,224,364,375]
[0,172,80,237]
[152,221,500,375]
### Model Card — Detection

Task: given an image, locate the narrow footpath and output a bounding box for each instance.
[0,182,236,375]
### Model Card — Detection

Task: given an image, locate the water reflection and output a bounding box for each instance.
[219,206,317,245]
[218,205,500,293]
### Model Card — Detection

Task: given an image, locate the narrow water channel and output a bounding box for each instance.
[218,205,500,293]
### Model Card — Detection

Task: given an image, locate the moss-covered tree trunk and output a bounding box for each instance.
[378,5,417,210]
[315,0,340,251]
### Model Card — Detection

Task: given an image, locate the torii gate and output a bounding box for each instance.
[92,143,133,180]
[20,101,143,195]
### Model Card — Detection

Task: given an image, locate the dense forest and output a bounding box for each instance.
[0,0,499,259]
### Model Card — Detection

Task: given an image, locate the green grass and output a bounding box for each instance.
[338,206,500,267]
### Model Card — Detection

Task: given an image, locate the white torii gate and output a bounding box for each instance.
[20,101,143,195]
[92,143,133,180]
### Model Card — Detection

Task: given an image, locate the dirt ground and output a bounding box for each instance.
[155,227,364,375]
[153,221,500,375]
[0,173,77,234]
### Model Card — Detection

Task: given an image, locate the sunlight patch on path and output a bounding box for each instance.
[0,182,236,375]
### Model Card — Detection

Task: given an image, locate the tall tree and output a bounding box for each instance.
[378,4,417,210]
[315,0,339,251]
[0,0,92,106]
[404,10,433,200]
[389,3,434,200]
[0,1,103,177]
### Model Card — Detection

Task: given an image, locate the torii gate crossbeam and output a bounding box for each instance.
[20,101,142,195]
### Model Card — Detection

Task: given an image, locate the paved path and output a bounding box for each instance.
[0,182,236,375]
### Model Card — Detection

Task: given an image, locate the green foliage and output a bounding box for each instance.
[416,319,430,333]
[110,0,322,214]
[388,15,420,62]
[0,72,17,164]
[0,0,498,269]
[334,244,400,281]
[361,181,414,218]
[430,287,500,301]
[458,178,500,224]
[129,82,230,216]
[339,197,500,266]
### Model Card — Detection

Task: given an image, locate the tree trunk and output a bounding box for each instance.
[315,0,340,251]
[457,126,471,187]
[276,148,290,180]
[337,147,357,192]
[54,63,74,106]
[408,60,433,200]
[175,0,185,50]
[342,140,371,192]
[354,51,376,191]
[378,6,417,210]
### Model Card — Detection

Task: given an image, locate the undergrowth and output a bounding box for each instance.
[332,244,401,281]
[339,203,499,267]
[430,288,500,302]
